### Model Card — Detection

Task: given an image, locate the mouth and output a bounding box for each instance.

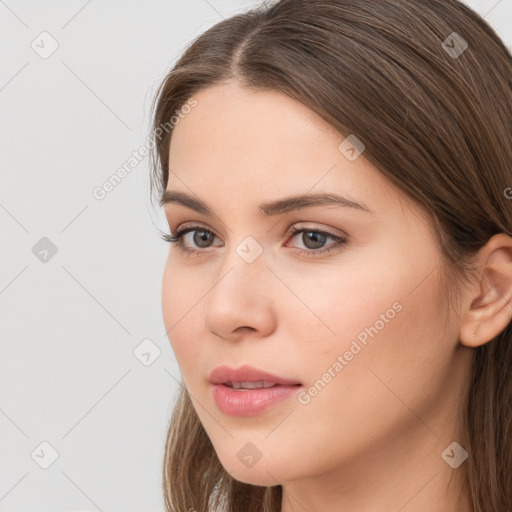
[208,364,303,416]
[211,381,303,416]
[208,364,302,387]
[222,381,301,390]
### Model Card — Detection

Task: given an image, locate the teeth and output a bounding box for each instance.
[228,381,277,389]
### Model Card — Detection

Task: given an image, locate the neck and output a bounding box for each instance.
[280,420,471,512]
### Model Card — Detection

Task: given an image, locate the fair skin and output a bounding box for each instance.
[161,81,512,512]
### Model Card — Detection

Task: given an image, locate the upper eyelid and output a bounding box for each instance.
[172,221,341,233]
[172,222,346,242]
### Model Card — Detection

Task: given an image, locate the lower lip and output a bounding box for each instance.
[211,384,302,416]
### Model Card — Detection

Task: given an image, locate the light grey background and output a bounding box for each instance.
[1,1,510,511]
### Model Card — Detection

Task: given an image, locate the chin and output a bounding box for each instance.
[216,453,284,487]
[226,467,281,487]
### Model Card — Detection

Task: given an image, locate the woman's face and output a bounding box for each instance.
[161,82,471,490]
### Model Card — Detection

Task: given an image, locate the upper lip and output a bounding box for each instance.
[209,364,302,386]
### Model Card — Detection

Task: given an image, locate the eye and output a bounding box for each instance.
[285,225,348,257]
[160,223,348,257]
[160,224,221,256]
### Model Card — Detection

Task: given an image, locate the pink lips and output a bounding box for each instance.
[208,364,302,386]
[208,364,303,416]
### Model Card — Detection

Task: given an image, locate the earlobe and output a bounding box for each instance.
[459,233,512,348]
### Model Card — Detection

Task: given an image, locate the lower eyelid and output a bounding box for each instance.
[290,235,348,256]
[182,229,222,247]
[170,226,348,253]
[177,228,338,243]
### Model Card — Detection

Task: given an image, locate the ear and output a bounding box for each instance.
[459,233,512,347]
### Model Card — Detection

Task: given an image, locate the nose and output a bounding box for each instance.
[203,246,277,342]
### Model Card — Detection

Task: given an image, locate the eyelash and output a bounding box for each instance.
[160,224,348,258]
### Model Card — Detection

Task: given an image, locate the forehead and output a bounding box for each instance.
[170,86,330,177]
[166,82,419,222]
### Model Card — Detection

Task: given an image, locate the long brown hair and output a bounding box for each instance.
[149,1,512,510]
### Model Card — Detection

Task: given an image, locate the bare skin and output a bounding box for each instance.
[161,81,512,512]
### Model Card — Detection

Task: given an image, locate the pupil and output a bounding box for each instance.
[194,230,213,248]
[304,231,325,249]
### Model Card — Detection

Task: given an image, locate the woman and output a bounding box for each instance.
[149,1,512,510]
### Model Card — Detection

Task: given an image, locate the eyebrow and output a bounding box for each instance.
[160,190,374,216]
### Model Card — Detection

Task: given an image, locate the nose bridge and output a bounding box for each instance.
[203,234,275,338]
[213,234,268,301]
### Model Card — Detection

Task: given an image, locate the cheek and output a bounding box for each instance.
[283,251,450,413]
[160,248,454,484]
[278,258,405,348]
[161,260,205,370]
[241,268,449,477]
[290,257,449,423]
[284,243,444,354]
